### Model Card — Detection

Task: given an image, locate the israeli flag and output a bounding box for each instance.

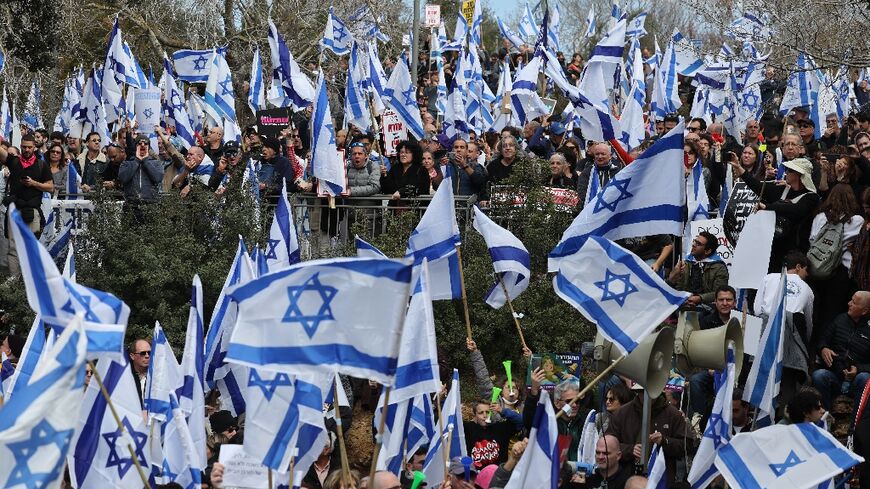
[518,3,539,40]
[504,392,559,489]
[405,176,462,301]
[172,48,222,83]
[620,80,647,150]
[0,353,12,397]
[289,376,331,486]
[101,17,137,106]
[688,345,736,489]
[543,49,620,142]
[366,41,389,113]
[266,182,301,272]
[248,47,266,114]
[161,55,196,149]
[321,7,353,55]
[268,21,315,110]
[511,54,550,125]
[491,60,519,132]
[376,393,436,474]
[445,11,468,52]
[40,214,74,260]
[243,368,302,471]
[585,8,596,38]
[344,42,371,132]
[715,423,862,489]
[79,68,111,143]
[588,17,626,65]
[779,52,819,117]
[384,52,425,140]
[0,88,12,140]
[472,207,530,309]
[3,317,47,401]
[553,237,690,354]
[310,71,346,196]
[688,160,710,221]
[145,322,182,422]
[204,239,254,388]
[651,35,682,119]
[187,92,205,134]
[67,161,82,200]
[159,392,202,488]
[497,17,525,49]
[743,270,787,421]
[431,26,448,116]
[626,12,648,39]
[548,123,686,271]
[443,73,469,142]
[728,12,771,42]
[0,45,4,74]
[226,257,413,383]
[22,79,43,130]
[69,357,150,489]
[0,313,87,489]
[547,4,562,52]
[177,275,206,470]
[355,235,387,258]
[9,206,129,358]
[54,78,80,135]
[423,369,466,488]
[646,444,667,489]
[204,49,237,123]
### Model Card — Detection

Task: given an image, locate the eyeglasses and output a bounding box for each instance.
[49,150,62,155]
[692,239,706,247]
[137,141,149,147]
[605,396,616,403]
[687,126,701,132]
[134,350,151,357]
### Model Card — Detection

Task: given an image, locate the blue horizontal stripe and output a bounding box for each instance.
[592,237,687,305]
[394,359,436,390]
[230,258,412,303]
[549,204,684,259]
[48,323,124,355]
[592,45,624,58]
[512,80,538,92]
[488,245,531,270]
[716,443,762,489]
[228,343,398,377]
[406,235,460,265]
[554,273,638,352]
[796,423,857,471]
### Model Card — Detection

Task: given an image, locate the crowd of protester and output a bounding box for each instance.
[2,25,870,489]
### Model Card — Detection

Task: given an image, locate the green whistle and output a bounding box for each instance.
[503,360,513,393]
[410,470,426,489]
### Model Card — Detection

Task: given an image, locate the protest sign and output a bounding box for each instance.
[255,108,293,139]
[690,218,734,265]
[525,353,581,391]
[722,181,758,246]
[462,0,476,24]
[134,88,161,130]
[728,210,775,289]
[424,4,441,27]
[733,311,763,357]
[382,110,407,157]
[218,444,271,489]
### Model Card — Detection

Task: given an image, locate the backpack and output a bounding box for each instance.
[807,220,845,279]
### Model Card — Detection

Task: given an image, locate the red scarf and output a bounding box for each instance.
[19,153,37,169]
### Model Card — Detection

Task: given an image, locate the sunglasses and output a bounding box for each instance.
[49,150,62,155]
[134,350,151,357]
[137,141,149,146]
[605,396,616,402]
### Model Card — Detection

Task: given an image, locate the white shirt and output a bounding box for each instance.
[810,213,865,269]
[754,272,815,339]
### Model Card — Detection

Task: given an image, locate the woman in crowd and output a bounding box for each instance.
[380,140,429,205]
[421,150,443,194]
[545,153,577,189]
[47,143,69,198]
[486,135,520,185]
[783,387,826,425]
[810,183,865,327]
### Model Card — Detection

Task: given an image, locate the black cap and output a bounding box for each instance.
[224,141,240,154]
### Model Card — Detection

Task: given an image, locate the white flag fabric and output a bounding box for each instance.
[588,17,626,65]
[243,367,301,471]
[172,48,223,83]
[69,357,150,488]
[0,314,87,489]
[384,53,425,141]
[423,369,467,488]
[265,182,301,272]
[355,235,387,258]
[405,176,462,301]
[161,55,197,149]
[553,237,689,354]
[3,316,47,401]
[177,275,206,469]
[510,55,550,125]
[159,392,202,488]
[504,392,559,488]
[646,444,667,489]
[8,205,129,359]
[321,7,353,55]
[714,423,862,489]
[204,49,237,123]
[688,346,736,489]
[472,206,531,308]
[248,47,266,114]
[267,20,315,109]
[548,123,686,271]
[743,270,786,420]
[145,322,182,423]
[344,42,371,132]
[310,71,346,196]
[226,257,412,383]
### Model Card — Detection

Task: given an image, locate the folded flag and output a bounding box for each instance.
[714,423,862,489]
[553,237,689,354]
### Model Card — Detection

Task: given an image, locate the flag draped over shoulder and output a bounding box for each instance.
[226,257,412,383]
[553,237,689,354]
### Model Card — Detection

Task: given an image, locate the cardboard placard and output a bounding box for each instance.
[255,108,293,139]
[728,210,775,289]
[382,110,407,157]
[424,4,441,27]
[462,0,476,24]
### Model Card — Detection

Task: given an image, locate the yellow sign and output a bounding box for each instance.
[462,0,475,25]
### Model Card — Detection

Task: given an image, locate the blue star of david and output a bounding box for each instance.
[593,176,633,213]
[326,123,336,145]
[594,269,638,307]
[161,460,178,481]
[333,25,348,42]
[769,450,804,477]
[702,412,729,445]
[219,75,233,97]
[248,370,293,401]
[170,91,184,111]
[282,273,338,338]
[265,238,281,260]
[7,418,74,488]
[142,108,154,119]
[401,85,416,107]
[691,203,709,221]
[61,285,100,322]
[742,92,759,110]
[102,416,148,479]
[61,98,71,113]
[192,55,209,71]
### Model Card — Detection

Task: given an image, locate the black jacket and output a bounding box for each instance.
[818,313,870,374]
